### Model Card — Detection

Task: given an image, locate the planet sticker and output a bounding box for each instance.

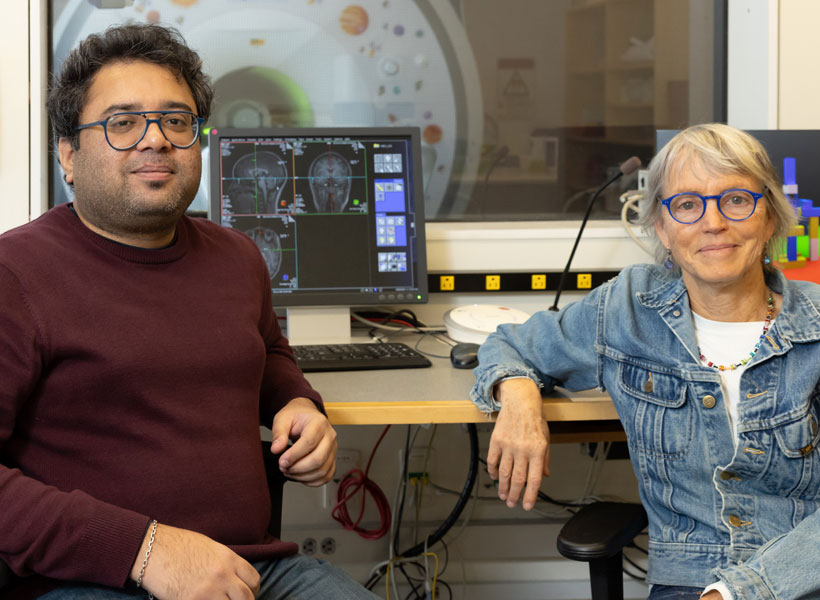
[423,124,443,145]
[340,5,369,36]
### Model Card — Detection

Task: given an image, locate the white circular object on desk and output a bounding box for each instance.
[444,304,531,344]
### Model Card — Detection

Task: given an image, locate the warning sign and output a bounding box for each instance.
[497,57,534,120]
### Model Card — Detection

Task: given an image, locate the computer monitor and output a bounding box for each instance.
[208,127,428,343]
[657,129,820,203]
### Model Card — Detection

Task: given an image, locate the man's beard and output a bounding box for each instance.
[73,160,199,238]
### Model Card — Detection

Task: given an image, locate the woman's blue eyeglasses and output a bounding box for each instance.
[76,110,204,151]
[660,188,764,224]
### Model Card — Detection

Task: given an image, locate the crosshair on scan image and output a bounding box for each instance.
[211,129,427,307]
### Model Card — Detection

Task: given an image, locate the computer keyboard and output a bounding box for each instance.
[292,342,432,372]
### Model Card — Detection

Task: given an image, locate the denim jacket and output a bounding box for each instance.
[471,264,820,599]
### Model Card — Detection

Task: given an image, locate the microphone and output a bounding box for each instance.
[549,156,642,311]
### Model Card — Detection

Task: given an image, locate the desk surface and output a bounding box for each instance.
[305,354,622,441]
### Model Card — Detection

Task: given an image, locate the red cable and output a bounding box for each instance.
[331,425,392,539]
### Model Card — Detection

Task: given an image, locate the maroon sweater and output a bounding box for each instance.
[0,205,321,596]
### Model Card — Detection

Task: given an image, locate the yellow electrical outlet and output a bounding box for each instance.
[485,275,501,290]
[531,274,547,290]
[439,275,455,291]
[577,273,592,289]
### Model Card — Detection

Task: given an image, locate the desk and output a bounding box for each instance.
[305,355,625,443]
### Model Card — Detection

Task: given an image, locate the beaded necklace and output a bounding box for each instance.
[698,292,774,371]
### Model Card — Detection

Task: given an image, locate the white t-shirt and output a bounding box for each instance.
[691,312,770,442]
[691,311,774,600]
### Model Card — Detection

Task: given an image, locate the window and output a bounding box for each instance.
[49,0,725,221]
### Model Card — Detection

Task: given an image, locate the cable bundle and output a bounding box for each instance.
[331,426,392,539]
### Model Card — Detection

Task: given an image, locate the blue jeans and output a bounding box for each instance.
[39,555,379,599]
[648,585,703,600]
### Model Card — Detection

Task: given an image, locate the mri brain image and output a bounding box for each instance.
[244,226,283,278]
[308,151,352,213]
[230,151,288,214]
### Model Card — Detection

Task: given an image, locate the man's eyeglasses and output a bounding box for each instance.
[660,188,764,224]
[75,110,204,151]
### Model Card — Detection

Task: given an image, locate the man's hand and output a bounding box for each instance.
[487,378,550,511]
[271,396,337,486]
[131,523,260,600]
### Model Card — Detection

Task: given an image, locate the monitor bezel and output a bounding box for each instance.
[207,126,428,308]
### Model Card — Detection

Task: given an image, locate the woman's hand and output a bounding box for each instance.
[486,378,550,510]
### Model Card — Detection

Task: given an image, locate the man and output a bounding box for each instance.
[0,23,378,599]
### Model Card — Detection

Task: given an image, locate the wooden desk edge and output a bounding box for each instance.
[325,397,620,426]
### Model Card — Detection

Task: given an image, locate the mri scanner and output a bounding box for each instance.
[51,0,483,219]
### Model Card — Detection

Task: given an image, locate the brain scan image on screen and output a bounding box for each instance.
[307,151,354,213]
[244,225,283,278]
[227,151,289,215]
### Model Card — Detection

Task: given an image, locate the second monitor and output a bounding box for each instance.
[208,127,428,342]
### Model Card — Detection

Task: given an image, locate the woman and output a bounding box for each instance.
[470,123,820,599]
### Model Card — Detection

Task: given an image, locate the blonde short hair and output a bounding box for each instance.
[638,123,796,275]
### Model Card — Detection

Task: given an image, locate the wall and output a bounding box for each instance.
[0,2,33,232]
[778,0,820,128]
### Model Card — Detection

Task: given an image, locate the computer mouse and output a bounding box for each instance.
[450,342,480,369]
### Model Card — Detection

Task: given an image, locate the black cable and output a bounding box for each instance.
[397,424,479,559]
[438,538,449,578]
[399,563,421,598]
[622,564,647,581]
[623,553,647,575]
[393,426,413,557]
[477,456,584,509]
[370,425,478,591]
[628,540,649,555]
[437,579,453,600]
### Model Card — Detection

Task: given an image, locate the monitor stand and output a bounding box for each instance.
[286,307,352,345]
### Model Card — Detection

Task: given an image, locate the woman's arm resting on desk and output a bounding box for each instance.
[488,378,550,511]
[470,287,603,510]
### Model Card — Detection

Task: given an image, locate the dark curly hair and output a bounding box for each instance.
[46,23,213,150]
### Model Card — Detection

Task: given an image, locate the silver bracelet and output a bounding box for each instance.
[137,520,157,599]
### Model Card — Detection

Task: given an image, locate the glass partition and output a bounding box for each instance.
[49,0,725,221]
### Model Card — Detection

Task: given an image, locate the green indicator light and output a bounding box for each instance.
[353,199,360,205]
[202,127,211,135]
[417,294,422,299]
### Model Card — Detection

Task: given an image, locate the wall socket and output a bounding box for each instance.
[320,537,337,554]
[301,537,317,555]
[637,169,649,191]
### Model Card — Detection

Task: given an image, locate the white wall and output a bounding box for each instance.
[0,3,34,233]
[778,0,820,128]
[726,0,779,128]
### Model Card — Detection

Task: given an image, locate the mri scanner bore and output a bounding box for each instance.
[50,0,483,218]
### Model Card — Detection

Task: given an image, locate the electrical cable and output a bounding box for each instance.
[369,425,478,593]
[623,553,647,575]
[331,425,392,539]
[395,424,479,559]
[476,456,586,509]
[351,311,446,333]
[628,540,649,555]
[392,427,414,557]
[619,189,653,255]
